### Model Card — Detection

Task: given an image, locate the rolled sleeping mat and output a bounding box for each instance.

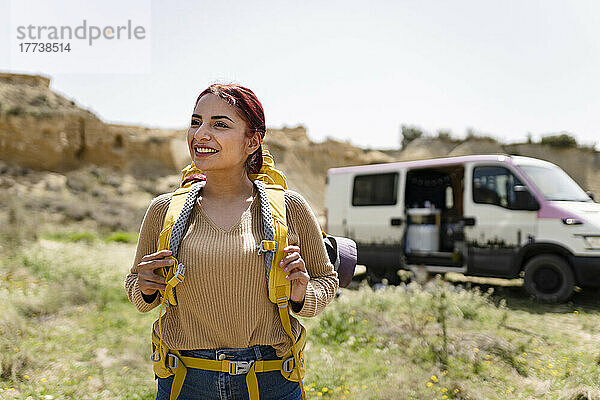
[323,235,357,288]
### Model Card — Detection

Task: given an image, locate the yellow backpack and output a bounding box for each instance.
[150,150,306,400]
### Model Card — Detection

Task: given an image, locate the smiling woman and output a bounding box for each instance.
[187,92,261,188]
[124,83,338,400]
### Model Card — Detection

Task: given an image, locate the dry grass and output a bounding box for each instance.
[0,195,599,399]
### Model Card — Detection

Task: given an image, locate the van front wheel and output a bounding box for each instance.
[523,255,574,302]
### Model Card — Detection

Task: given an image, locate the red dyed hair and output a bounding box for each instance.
[195,84,266,174]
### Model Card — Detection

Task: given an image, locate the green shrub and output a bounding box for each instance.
[0,305,33,380]
[29,95,47,107]
[312,308,377,349]
[465,128,498,143]
[400,125,424,148]
[313,310,355,344]
[41,231,98,243]
[105,232,138,244]
[6,106,24,116]
[541,133,578,148]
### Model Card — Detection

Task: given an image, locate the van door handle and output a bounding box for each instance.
[462,217,476,226]
[390,218,404,226]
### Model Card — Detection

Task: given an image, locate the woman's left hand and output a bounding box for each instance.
[280,245,310,304]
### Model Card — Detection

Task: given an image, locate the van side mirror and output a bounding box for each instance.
[586,191,595,201]
[513,185,539,211]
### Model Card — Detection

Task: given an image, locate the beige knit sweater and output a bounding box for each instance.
[124,187,338,357]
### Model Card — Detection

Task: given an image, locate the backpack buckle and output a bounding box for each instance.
[282,356,304,373]
[229,360,254,375]
[159,296,169,308]
[167,353,179,369]
[276,297,288,309]
[256,240,277,255]
[173,263,185,283]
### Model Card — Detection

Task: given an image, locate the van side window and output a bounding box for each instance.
[352,173,398,206]
[473,166,524,209]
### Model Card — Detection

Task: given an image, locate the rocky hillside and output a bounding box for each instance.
[1,72,598,235]
[0,73,393,231]
[0,73,182,175]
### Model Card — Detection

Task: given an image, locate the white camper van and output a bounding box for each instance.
[325,154,600,301]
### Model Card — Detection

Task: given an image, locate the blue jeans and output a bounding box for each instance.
[156,344,302,400]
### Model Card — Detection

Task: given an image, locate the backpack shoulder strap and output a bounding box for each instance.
[253,180,289,303]
[159,186,190,247]
[157,181,205,306]
[254,180,306,398]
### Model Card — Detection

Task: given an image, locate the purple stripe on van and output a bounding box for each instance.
[328,154,503,175]
[504,158,578,220]
[537,204,578,219]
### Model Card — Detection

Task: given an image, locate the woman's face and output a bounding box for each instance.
[187,94,260,174]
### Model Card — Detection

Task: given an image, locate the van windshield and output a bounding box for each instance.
[518,164,592,202]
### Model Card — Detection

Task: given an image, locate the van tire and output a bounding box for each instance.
[523,255,574,302]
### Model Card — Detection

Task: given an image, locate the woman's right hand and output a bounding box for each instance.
[134,249,175,295]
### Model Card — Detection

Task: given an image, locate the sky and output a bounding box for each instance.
[1,0,599,149]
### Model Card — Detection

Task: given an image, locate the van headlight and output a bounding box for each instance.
[583,236,600,249]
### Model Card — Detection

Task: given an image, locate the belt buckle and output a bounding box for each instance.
[229,360,254,375]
